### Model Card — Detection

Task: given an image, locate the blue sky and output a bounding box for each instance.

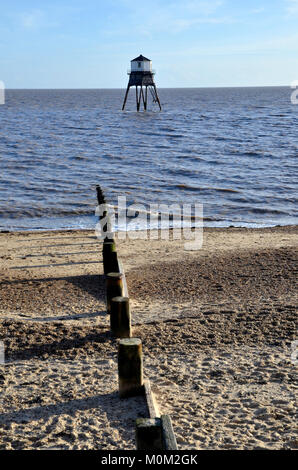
[1,0,298,88]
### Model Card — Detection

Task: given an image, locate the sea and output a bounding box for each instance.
[0,87,297,231]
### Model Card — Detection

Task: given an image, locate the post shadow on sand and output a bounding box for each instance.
[12,235,98,243]
[11,260,101,269]
[67,274,106,301]
[0,391,148,447]
[1,274,106,302]
[17,250,100,259]
[6,329,115,362]
[23,310,107,323]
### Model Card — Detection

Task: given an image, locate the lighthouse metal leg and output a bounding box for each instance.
[135,86,138,111]
[153,85,162,111]
[145,87,148,110]
[141,86,146,111]
[138,87,142,111]
[136,86,141,112]
[123,80,161,111]
[122,85,130,111]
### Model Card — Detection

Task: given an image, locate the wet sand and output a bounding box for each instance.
[0,226,297,449]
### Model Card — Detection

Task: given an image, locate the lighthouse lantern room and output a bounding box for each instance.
[122,54,161,111]
[130,55,152,72]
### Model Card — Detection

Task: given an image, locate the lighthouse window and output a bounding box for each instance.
[138,62,141,68]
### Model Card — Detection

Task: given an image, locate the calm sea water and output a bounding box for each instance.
[0,87,297,231]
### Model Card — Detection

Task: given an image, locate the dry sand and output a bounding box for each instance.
[0,226,297,449]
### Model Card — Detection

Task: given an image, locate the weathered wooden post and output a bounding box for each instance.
[110,296,131,338]
[118,338,143,398]
[96,185,114,242]
[102,240,116,256]
[106,273,123,315]
[102,241,119,274]
[136,418,163,450]
[103,236,115,245]
[96,185,106,205]
[110,251,120,273]
[96,185,108,239]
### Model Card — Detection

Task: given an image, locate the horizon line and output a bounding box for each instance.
[5,85,290,90]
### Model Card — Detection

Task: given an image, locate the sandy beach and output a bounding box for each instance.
[0,226,297,450]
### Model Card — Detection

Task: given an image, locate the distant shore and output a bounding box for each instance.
[0,226,297,449]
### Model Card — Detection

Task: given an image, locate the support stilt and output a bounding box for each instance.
[137,86,142,112]
[145,86,148,110]
[141,86,146,111]
[153,85,162,111]
[122,85,130,111]
[135,86,138,111]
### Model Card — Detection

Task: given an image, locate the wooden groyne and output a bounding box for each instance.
[96,185,178,450]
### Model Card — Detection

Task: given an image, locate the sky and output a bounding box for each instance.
[0,0,298,88]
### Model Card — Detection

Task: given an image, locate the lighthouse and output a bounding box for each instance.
[122,55,162,111]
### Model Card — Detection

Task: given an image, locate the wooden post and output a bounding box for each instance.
[96,185,110,239]
[96,185,106,205]
[118,338,143,398]
[102,240,116,255]
[106,273,123,314]
[110,296,131,338]
[136,418,163,450]
[103,237,115,244]
[102,242,119,274]
[109,251,120,273]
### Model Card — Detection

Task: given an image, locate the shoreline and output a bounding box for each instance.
[1,223,297,235]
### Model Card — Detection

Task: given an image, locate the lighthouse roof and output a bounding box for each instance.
[131,54,151,62]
